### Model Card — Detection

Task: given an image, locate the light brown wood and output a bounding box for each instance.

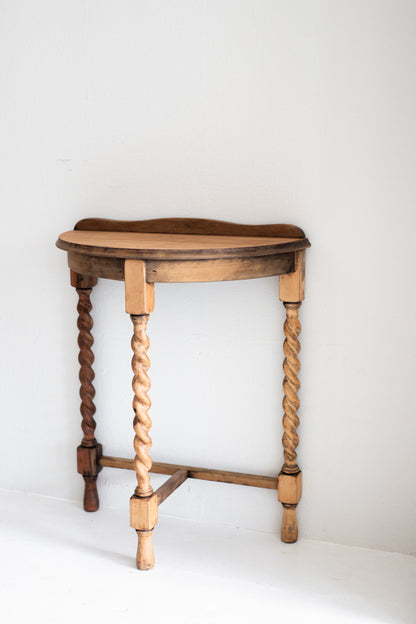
[277,471,302,505]
[75,216,306,239]
[131,314,153,497]
[130,494,158,531]
[68,250,295,284]
[57,217,310,568]
[146,254,294,283]
[125,260,154,314]
[155,469,189,505]
[130,313,155,570]
[57,230,310,260]
[281,303,302,474]
[279,250,305,302]
[63,230,296,251]
[281,505,298,543]
[98,456,278,490]
[279,301,303,543]
[135,530,155,570]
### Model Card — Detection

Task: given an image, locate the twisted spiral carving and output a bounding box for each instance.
[282,302,301,474]
[77,288,97,448]
[131,314,153,497]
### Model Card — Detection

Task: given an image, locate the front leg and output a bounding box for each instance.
[278,251,305,542]
[125,260,157,570]
[130,313,156,569]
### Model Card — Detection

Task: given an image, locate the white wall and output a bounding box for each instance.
[1,0,415,555]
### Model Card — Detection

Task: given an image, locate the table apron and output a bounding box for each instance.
[67,251,295,283]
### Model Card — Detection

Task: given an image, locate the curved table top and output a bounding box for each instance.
[56,230,310,260]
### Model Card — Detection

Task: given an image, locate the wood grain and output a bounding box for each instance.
[135,530,154,570]
[281,505,298,543]
[130,313,156,569]
[56,216,311,564]
[76,288,97,448]
[82,477,99,513]
[75,285,102,512]
[131,315,153,497]
[146,254,294,283]
[98,456,278,490]
[77,444,102,477]
[69,252,124,281]
[70,270,97,289]
[75,216,306,238]
[155,469,189,505]
[68,250,295,283]
[57,230,310,260]
[279,250,306,302]
[277,471,302,505]
[281,303,302,474]
[130,494,158,530]
[125,260,155,314]
[280,301,303,543]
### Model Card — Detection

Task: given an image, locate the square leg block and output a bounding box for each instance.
[278,471,302,505]
[77,444,102,477]
[130,494,158,531]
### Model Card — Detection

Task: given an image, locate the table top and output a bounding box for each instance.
[57,229,310,260]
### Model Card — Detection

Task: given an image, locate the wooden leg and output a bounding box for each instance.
[83,475,99,511]
[73,274,102,512]
[278,251,305,543]
[136,529,155,570]
[124,260,157,570]
[130,313,156,570]
[278,302,303,542]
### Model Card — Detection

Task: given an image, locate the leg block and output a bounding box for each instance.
[278,471,302,543]
[130,494,158,531]
[70,270,97,289]
[125,260,154,314]
[77,444,102,512]
[77,443,103,477]
[278,471,302,505]
[130,495,158,571]
[279,250,305,302]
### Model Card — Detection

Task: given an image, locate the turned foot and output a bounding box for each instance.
[136,530,155,570]
[281,504,298,542]
[83,476,99,512]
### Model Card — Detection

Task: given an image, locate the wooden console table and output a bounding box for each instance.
[56,218,310,570]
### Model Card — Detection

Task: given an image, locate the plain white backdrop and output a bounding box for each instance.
[1,0,415,557]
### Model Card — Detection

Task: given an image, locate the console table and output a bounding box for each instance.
[56,218,310,570]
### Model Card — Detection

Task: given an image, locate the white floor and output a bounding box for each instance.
[0,490,415,624]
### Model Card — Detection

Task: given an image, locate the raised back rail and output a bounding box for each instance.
[75,217,305,239]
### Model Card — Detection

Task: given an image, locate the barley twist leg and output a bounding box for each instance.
[77,288,97,447]
[76,287,101,511]
[282,303,301,474]
[130,314,154,569]
[279,302,302,542]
